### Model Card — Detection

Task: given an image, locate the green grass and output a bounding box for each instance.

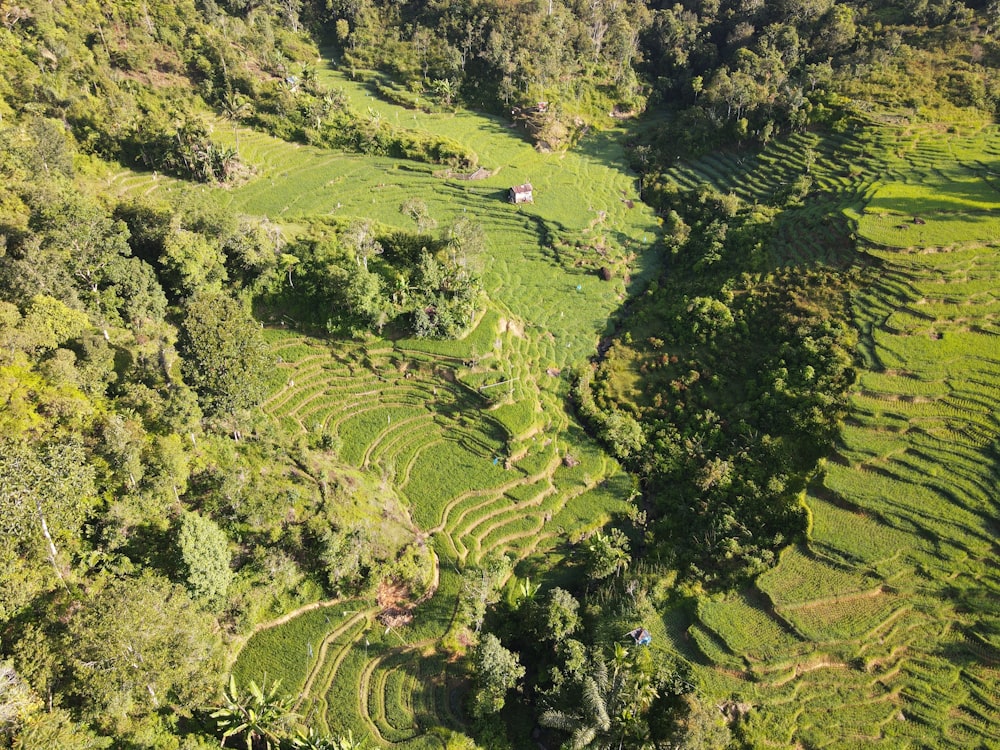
[781,593,905,642]
[232,602,362,697]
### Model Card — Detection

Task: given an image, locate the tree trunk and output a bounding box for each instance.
[36,498,68,590]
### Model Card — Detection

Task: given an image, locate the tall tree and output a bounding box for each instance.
[0,439,97,590]
[64,572,223,731]
[537,587,581,643]
[177,511,232,605]
[178,291,269,419]
[469,634,525,718]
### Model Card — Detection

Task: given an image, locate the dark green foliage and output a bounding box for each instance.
[330,0,650,133]
[537,588,581,642]
[270,220,483,339]
[64,572,224,732]
[0,0,997,747]
[469,634,524,718]
[520,609,683,750]
[178,511,233,604]
[669,694,733,750]
[581,188,856,583]
[0,439,98,598]
[0,180,166,329]
[133,117,241,183]
[178,291,269,418]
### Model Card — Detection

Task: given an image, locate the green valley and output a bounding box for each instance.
[0,0,997,748]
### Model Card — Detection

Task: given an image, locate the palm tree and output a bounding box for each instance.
[209,675,298,750]
[516,576,541,606]
[539,649,659,750]
[220,92,252,157]
[540,657,619,750]
[587,531,630,580]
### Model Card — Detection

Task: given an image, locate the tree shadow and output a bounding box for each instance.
[120,521,182,581]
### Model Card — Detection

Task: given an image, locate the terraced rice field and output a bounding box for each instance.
[232,303,632,744]
[665,117,1000,747]
[112,59,999,744]
[216,59,650,746]
[235,298,631,747]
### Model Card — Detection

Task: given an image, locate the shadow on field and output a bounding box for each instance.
[574,128,642,183]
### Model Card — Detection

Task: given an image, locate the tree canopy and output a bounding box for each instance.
[179,291,269,418]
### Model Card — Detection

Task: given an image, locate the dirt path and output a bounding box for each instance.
[253,597,352,634]
[295,610,373,710]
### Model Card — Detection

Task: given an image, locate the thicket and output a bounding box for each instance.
[629,0,1000,164]
[577,186,857,584]
[468,541,728,749]
[0,0,476,187]
[265,216,485,340]
[328,0,651,137]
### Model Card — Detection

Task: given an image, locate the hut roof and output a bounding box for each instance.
[627,627,652,645]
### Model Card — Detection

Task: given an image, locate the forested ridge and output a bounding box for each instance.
[0,0,998,747]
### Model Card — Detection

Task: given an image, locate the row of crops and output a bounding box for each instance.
[181,52,1000,746]
[220,56,661,744]
[672,119,999,747]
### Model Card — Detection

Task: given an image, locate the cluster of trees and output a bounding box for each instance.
[577,186,856,583]
[0,0,270,182]
[317,0,1000,153]
[462,533,736,748]
[576,188,854,582]
[5,0,998,179]
[279,210,485,339]
[635,0,1000,159]
[3,0,998,745]
[328,0,651,124]
[6,0,995,180]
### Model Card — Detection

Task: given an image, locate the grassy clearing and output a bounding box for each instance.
[757,546,881,606]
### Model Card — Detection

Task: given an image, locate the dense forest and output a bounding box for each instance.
[0,0,998,747]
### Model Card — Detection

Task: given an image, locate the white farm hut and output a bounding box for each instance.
[508,183,534,204]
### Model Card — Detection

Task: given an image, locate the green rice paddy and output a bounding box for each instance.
[661,114,1000,747]
[155,59,650,746]
[114,67,999,746]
